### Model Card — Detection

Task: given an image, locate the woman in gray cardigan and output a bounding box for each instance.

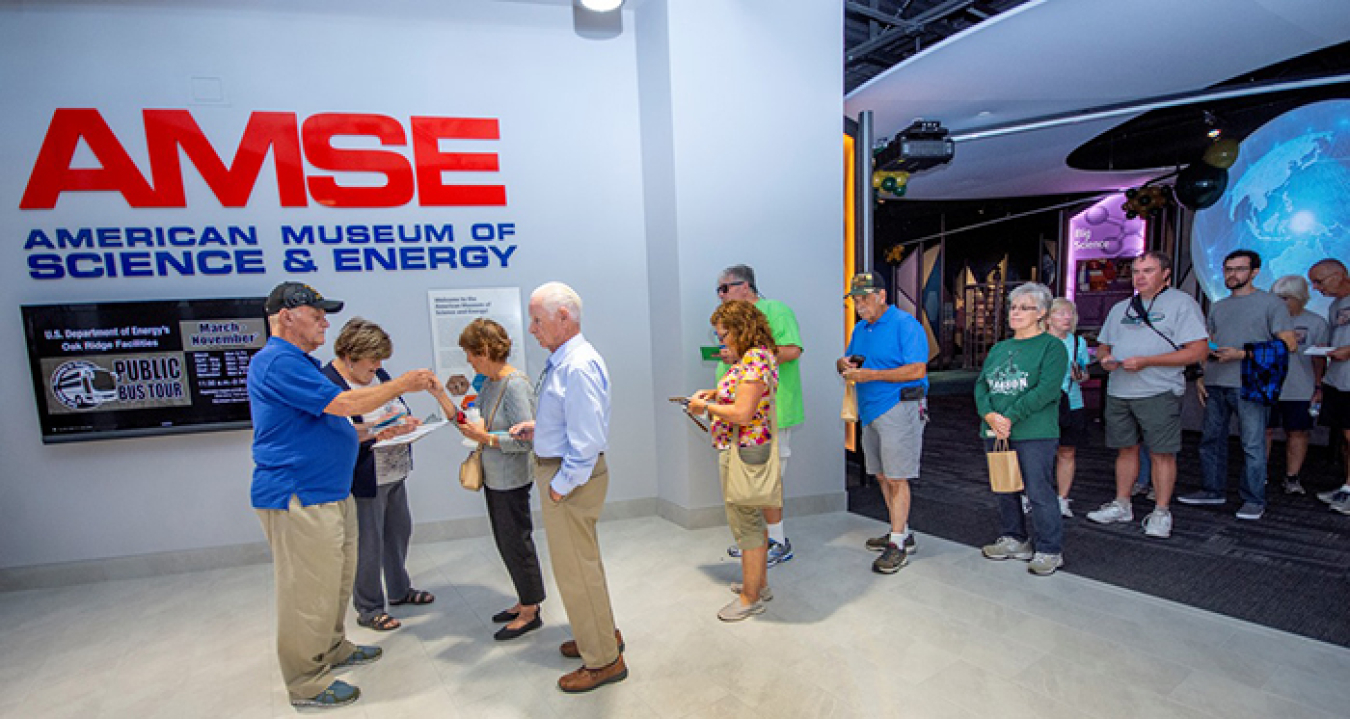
[444,318,544,640]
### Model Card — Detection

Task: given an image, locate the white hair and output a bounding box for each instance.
[1271,274,1310,305]
[1050,297,1079,332]
[531,281,583,323]
[1009,282,1053,315]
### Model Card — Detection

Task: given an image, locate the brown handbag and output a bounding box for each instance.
[458,377,511,492]
[722,375,783,508]
[841,381,859,422]
[986,437,1024,493]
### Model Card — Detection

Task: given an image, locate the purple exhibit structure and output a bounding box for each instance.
[1064,194,1147,329]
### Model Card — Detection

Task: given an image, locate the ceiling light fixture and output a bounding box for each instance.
[1203,110,1223,139]
[578,0,624,11]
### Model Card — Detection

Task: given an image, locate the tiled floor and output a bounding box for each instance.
[1,511,1346,718]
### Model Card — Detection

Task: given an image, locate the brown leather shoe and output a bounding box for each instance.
[558,655,628,693]
[559,629,624,659]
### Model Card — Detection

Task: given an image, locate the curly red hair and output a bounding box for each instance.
[711,300,776,359]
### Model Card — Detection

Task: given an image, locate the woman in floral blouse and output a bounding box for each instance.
[688,300,779,622]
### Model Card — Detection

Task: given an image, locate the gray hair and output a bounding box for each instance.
[720,264,759,295]
[1136,250,1172,273]
[531,281,583,323]
[1009,282,1053,317]
[1049,297,1079,333]
[1271,274,1310,305]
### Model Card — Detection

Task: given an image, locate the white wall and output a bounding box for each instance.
[636,0,845,517]
[0,0,843,574]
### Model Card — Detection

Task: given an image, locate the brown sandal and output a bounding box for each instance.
[389,589,435,606]
[357,612,401,631]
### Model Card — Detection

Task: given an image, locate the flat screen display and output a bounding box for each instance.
[21,297,267,443]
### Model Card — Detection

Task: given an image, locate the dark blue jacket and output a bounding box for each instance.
[320,363,410,498]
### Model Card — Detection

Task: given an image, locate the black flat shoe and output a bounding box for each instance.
[491,609,520,623]
[494,616,542,641]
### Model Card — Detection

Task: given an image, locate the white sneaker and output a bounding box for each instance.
[1058,496,1073,518]
[717,597,765,622]
[1027,552,1063,576]
[981,536,1032,561]
[1318,487,1350,505]
[1142,509,1172,538]
[1087,500,1133,525]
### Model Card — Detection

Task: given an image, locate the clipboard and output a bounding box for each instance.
[374,420,448,447]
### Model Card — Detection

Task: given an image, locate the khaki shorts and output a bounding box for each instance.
[718,448,769,551]
[1104,392,1182,454]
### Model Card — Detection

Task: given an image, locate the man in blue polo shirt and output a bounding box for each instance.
[838,272,930,575]
[249,282,437,709]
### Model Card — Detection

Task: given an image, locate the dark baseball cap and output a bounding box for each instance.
[264,282,344,314]
[845,271,886,298]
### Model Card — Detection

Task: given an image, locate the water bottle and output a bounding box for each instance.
[461,405,482,448]
[1309,401,1322,418]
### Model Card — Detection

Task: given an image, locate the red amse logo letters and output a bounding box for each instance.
[20,109,506,209]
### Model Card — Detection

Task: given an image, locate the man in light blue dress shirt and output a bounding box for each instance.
[510,281,626,693]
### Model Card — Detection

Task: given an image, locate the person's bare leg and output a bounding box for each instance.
[739,541,768,604]
[505,603,538,631]
[1114,445,1140,502]
[1341,429,1350,485]
[1151,452,1178,509]
[884,476,911,533]
[1056,446,1076,497]
[762,507,782,527]
[878,477,897,529]
[1286,430,1310,476]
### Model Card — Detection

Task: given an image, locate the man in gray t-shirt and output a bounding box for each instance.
[1178,250,1295,519]
[1087,252,1209,539]
[1097,285,1209,399]
[1310,259,1350,514]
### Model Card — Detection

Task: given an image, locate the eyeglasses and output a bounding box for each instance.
[1009,304,1039,312]
[716,281,746,294]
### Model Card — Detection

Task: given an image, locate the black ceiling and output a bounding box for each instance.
[1067,40,1350,173]
[844,0,1033,94]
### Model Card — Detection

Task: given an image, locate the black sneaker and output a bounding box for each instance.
[1283,478,1306,495]
[1177,491,1225,506]
[871,543,909,574]
[866,533,917,555]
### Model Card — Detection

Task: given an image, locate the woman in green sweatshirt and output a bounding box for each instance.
[974,282,1069,576]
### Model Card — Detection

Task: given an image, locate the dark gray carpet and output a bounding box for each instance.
[847,391,1350,647]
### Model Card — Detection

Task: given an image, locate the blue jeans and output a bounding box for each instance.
[1199,386,1269,505]
[1135,445,1152,488]
[987,438,1062,555]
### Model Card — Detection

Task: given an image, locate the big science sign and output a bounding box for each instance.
[16,108,518,281]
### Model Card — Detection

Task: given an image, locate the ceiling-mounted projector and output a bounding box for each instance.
[875,120,954,173]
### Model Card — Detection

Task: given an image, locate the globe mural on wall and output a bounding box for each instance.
[1192,99,1350,319]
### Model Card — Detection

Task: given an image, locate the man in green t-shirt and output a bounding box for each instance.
[716,264,804,567]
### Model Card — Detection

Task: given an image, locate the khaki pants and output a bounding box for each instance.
[535,455,618,668]
[257,494,359,699]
